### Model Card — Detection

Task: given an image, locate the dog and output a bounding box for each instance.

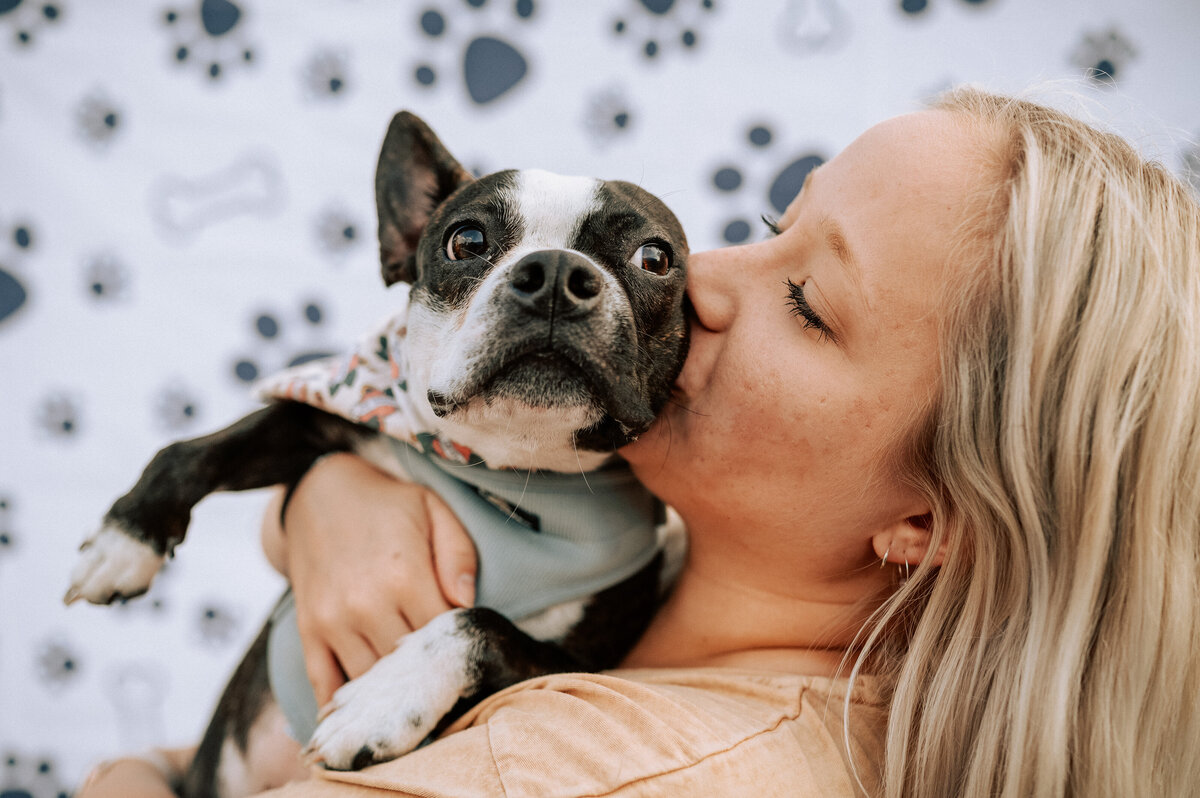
[64,111,689,797]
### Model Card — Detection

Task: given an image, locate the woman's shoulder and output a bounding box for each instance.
[291,667,886,798]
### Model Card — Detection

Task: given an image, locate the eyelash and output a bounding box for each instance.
[762,214,782,236]
[785,279,835,343]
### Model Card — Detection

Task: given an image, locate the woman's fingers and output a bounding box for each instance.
[427,491,478,608]
[303,637,347,708]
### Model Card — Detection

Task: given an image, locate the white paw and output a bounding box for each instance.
[64,523,164,605]
[303,611,473,770]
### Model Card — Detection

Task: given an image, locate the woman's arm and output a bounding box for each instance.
[76,748,194,798]
[263,453,478,706]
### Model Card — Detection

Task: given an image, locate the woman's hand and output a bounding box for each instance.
[262,453,477,706]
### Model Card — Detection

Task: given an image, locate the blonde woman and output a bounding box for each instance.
[80,88,1200,797]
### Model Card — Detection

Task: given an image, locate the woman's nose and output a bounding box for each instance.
[686,248,740,332]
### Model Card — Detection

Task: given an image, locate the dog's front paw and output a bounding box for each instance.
[64,523,164,605]
[303,611,474,770]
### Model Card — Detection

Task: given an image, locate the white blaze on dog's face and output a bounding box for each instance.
[398,168,688,472]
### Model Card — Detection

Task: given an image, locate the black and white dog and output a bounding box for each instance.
[64,112,688,796]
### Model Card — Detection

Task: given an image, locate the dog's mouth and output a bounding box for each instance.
[427,343,656,438]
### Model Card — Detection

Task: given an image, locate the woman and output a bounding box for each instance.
[79,87,1200,797]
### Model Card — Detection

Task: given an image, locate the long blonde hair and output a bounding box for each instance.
[868,88,1200,797]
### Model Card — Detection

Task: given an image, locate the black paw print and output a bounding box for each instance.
[162,0,255,81]
[36,392,83,438]
[0,0,63,49]
[412,0,536,105]
[583,87,635,147]
[709,123,825,244]
[155,381,204,431]
[1071,26,1137,85]
[82,252,131,302]
[898,0,991,14]
[0,220,35,324]
[1,751,69,798]
[35,637,83,688]
[75,91,124,148]
[231,299,335,384]
[611,0,715,60]
[302,48,352,101]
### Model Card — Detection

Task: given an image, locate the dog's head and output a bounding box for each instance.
[374,112,688,471]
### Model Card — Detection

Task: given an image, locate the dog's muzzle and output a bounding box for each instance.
[509,250,604,320]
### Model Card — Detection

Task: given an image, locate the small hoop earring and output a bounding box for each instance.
[903,557,911,581]
[880,542,892,569]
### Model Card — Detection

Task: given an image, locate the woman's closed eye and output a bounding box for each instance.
[785,279,836,343]
[762,214,782,237]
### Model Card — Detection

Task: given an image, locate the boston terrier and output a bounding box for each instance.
[64,111,689,797]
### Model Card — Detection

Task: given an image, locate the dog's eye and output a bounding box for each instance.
[446,225,487,261]
[633,243,671,276]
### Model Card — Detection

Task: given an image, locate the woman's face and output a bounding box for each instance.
[623,110,995,588]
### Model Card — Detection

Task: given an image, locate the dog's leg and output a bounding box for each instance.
[301,606,580,770]
[183,613,307,798]
[66,402,373,605]
[303,554,662,770]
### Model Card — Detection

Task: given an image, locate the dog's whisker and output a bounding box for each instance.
[665,394,706,417]
[571,435,596,494]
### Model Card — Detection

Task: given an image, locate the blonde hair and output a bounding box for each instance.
[863,89,1200,797]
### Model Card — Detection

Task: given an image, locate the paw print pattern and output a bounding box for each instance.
[611,0,715,60]
[104,662,170,749]
[155,381,203,431]
[82,252,131,302]
[0,0,63,49]
[0,495,15,561]
[36,392,83,438]
[75,91,124,148]
[898,0,991,14]
[775,0,850,55]
[709,123,825,244]
[231,299,335,384]
[0,751,69,798]
[162,0,255,81]
[35,637,83,688]
[0,220,34,325]
[302,48,352,101]
[413,0,536,105]
[1071,26,1137,85]
[315,205,364,258]
[583,87,636,147]
[193,599,242,647]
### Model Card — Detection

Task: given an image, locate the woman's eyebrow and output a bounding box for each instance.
[819,214,859,282]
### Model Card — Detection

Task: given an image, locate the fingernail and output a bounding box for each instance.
[457,573,476,607]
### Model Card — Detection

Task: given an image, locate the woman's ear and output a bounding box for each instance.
[871,511,947,569]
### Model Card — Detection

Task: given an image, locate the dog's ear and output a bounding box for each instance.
[376,112,474,286]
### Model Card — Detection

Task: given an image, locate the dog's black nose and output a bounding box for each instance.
[509,250,604,318]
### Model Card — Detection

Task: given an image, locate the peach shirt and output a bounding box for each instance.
[260,667,886,798]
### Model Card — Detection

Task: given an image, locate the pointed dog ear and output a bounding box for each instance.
[375,112,474,286]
